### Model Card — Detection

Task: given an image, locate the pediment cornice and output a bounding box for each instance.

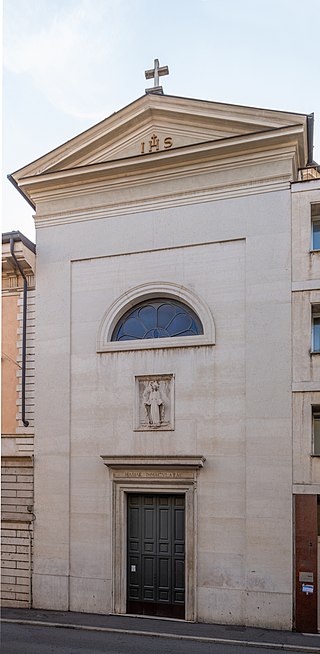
[9,93,309,209]
[16,123,305,205]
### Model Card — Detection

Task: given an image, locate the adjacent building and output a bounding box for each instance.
[3,83,320,631]
[1,232,36,607]
[291,179,320,631]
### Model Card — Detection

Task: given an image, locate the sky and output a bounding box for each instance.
[2,0,320,242]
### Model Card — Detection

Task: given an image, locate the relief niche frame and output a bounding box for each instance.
[134,373,174,431]
[100,455,205,621]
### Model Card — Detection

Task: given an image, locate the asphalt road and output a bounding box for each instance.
[1,623,309,654]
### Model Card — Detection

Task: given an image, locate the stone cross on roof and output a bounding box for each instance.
[145,58,169,95]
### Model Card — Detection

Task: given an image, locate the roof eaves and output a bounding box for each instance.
[2,230,36,253]
[7,174,36,211]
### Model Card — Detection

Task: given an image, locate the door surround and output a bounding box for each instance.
[101,455,205,621]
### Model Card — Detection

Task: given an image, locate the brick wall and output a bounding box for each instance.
[1,457,34,607]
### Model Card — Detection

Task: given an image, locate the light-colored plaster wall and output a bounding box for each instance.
[1,294,19,434]
[33,186,292,628]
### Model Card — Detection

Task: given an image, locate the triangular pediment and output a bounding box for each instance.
[11,93,308,181]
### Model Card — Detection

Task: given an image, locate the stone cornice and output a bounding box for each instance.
[33,145,293,201]
[100,455,206,469]
[33,143,293,228]
[291,179,320,193]
[2,240,36,279]
[34,178,291,229]
[17,124,304,200]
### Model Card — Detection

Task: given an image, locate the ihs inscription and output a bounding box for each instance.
[140,133,173,154]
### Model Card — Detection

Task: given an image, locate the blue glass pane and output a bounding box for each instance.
[145,327,169,338]
[167,313,193,335]
[313,222,320,250]
[122,317,146,338]
[138,305,157,329]
[313,318,320,351]
[157,304,177,328]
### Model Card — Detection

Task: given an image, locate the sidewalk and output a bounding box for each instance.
[1,608,320,652]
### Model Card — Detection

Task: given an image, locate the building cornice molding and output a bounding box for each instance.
[24,123,305,183]
[34,176,291,229]
[2,241,36,278]
[14,124,304,210]
[33,145,295,202]
[291,179,320,193]
[100,455,206,469]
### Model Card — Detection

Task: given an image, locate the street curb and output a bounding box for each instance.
[1,618,319,652]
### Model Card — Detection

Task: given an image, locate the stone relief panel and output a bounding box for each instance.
[134,374,174,431]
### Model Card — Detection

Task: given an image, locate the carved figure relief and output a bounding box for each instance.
[143,381,165,427]
[135,375,174,431]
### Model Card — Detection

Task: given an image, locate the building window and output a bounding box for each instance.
[111,298,203,342]
[312,221,320,250]
[311,204,320,250]
[312,305,320,352]
[312,407,320,455]
[96,282,215,353]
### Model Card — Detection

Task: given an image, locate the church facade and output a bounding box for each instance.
[8,86,320,630]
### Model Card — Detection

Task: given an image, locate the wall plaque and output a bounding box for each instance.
[134,374,174,431]
[299,572,314,583]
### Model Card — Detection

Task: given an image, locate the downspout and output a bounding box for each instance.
[10,238,29,427]
[307,113,314,167]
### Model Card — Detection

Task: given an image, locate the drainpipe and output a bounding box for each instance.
[28,524,32,608]
[307,113,315,167]
[10,238,29,427]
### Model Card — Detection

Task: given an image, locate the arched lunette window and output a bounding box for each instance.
[111,298,203,342]
[96,282,215,352]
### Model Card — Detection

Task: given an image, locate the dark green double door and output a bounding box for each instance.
[127,494,185,618]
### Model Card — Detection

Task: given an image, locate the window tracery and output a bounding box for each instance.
[96,281,215,352]
[111,298,203,341]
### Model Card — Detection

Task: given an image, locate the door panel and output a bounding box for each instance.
[127,494,185,618]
